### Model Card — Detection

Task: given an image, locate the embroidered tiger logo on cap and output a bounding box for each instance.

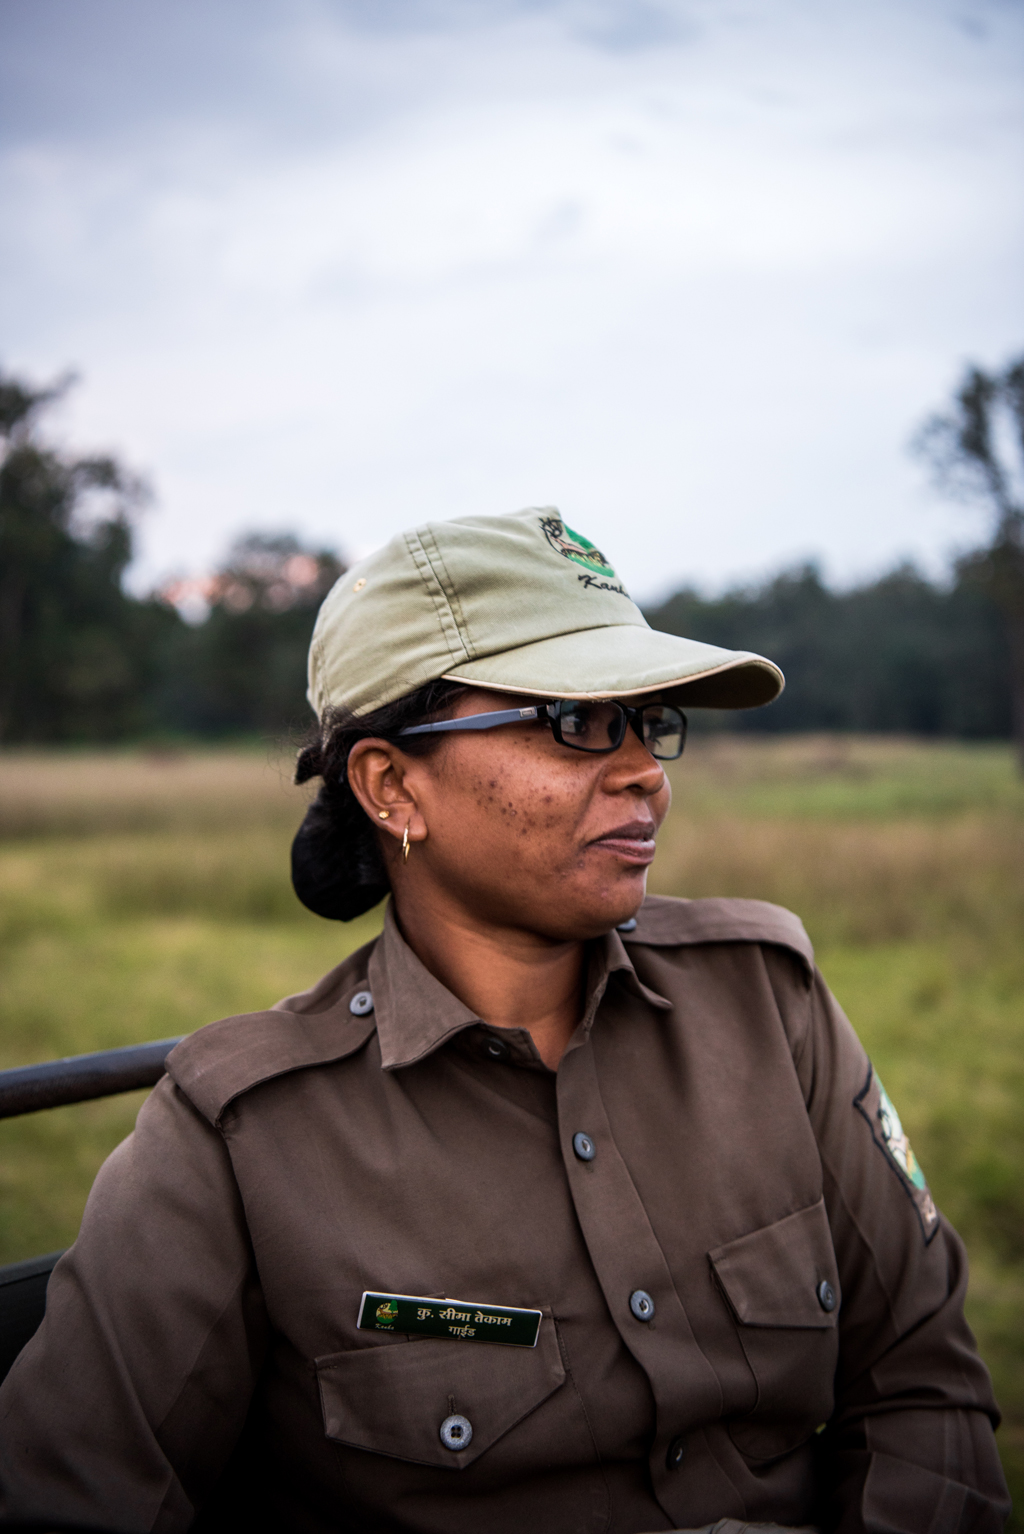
[540,515,617,579]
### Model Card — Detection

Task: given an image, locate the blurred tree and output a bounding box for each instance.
[0,367,179,743]
[914,355,1024,767]
[646,560,1009,739]
[5,360,1016,748]
[156,534,346,736]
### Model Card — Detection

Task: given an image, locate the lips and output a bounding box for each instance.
[588,820,657,864]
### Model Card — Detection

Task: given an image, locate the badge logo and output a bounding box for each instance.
[540,515,617,579]
[876,1079,926,1189]
[375,1300,399,1323]
[855,1066,938,1240]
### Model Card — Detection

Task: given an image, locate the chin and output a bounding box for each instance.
[534,882,646,942]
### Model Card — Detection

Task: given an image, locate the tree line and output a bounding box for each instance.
[646,557,1008,737]
[0,371,343,744]
[1,358,1021,754]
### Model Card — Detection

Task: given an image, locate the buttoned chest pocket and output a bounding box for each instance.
[709,1198,840,1462]
[315,1317,567,1472]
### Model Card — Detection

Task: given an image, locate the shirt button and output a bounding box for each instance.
[629,1289,655,1321]
[666,1435,686,1470]
[817,1279,837,1313]
[482,1036,509,1061]
[439,1413,473,1451]
[572,1132,596,1162]
[349,990,374,1016]
[616,917,638,932]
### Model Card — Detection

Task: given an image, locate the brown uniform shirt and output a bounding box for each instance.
[0,896,1009,1533]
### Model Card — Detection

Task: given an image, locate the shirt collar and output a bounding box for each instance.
[368,902,670,1072]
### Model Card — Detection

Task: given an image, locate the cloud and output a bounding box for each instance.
[1,0,1021,599]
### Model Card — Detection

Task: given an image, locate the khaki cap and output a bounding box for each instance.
[308,507,783,717]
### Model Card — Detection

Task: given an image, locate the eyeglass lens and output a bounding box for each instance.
[555,701,625,750]
[555,701,685,759]
[640,705,686,759]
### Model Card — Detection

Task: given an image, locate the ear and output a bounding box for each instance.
[346,738,429,847]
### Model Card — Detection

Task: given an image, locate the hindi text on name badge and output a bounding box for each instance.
[357,1292,542,1347]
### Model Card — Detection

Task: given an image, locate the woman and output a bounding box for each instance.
[0,509,1008,1532]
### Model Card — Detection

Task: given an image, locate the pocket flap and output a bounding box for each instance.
[709,1198,840,1329]
[316,1318,565,1470]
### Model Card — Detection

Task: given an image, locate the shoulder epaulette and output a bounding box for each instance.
[627,895,814,975]
[166,938,379,1127]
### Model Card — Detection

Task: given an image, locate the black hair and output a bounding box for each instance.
[291,678,468,921]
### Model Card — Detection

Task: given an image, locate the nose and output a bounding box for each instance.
[604,721,669,798]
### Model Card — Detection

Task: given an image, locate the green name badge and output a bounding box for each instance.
[357,1292,542,1347]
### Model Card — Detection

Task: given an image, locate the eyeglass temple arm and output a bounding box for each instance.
[399,706,542,737]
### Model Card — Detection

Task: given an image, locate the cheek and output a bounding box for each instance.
[467,774,561,841]
[434,747,582,849]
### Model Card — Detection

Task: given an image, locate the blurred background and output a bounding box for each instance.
[1,0,1023,1511]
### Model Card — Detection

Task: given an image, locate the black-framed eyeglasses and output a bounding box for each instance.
[399,699,687,760]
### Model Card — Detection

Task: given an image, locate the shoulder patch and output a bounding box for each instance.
[167,986,376,1128]
[854,1065,939,1242]
[626,895,814,975]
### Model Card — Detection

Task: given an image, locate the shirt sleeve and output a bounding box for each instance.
[763,949,1010,1533]
[0,1075,267,1533]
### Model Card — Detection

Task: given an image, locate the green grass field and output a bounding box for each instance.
[1,736,1022,1513]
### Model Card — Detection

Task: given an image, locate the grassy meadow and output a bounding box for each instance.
[1,736,1022,1513]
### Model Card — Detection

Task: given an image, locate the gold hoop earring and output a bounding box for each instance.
[402,823,411,862]
[378,810,390,820]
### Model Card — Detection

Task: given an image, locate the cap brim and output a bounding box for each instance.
[442,623,783,710]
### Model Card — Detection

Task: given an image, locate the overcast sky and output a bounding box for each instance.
[1,0,1022,604]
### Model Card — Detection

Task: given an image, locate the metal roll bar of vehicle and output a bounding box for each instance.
[0,1038,182,1382]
